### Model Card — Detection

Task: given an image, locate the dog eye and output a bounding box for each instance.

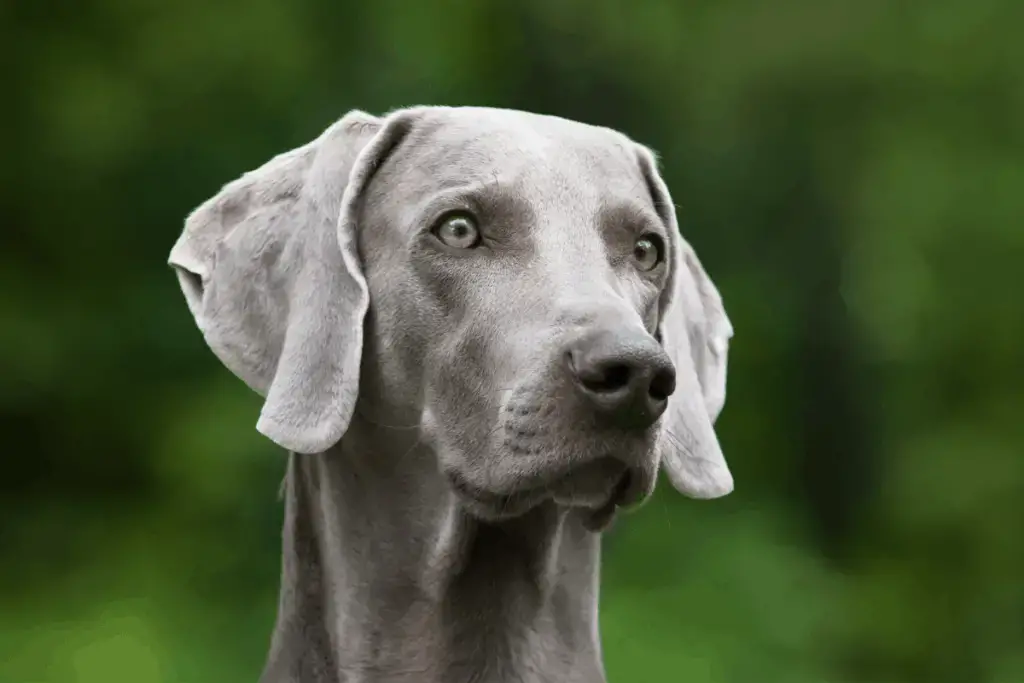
[632,235,663,271]
[434,213,481,249]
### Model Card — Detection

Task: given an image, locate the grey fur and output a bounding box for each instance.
[169,106,734,683]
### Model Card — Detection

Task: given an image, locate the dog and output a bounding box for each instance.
[169,106,734,683]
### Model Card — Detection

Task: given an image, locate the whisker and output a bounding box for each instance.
[660,426,697,452]
[355,405,420,431]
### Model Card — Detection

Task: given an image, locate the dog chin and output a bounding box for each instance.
[444,469,547,521]
[444,454,645,528]
[547,455,630,506]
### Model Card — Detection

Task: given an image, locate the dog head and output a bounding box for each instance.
[169,107,734,529]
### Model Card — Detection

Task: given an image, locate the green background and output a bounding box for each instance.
[2,1,1022,681]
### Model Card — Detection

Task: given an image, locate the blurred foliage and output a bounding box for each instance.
[1,0,1022,681]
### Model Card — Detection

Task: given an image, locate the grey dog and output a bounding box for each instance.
[169,106,734,683]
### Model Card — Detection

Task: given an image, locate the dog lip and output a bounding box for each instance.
[610,469,635,506]
[446,456,642,523]
[582,470,634,532]
[615,468,644,508]
[446,470,513,506]
[446,470,547,513]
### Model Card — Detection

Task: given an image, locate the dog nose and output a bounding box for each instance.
[566,327,676,429]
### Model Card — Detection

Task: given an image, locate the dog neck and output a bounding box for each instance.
[258,413,609,683]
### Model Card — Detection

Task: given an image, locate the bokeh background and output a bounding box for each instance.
[2,1,1022,681]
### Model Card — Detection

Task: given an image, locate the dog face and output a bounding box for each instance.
[169,107,733,530]
[360,109,678,523]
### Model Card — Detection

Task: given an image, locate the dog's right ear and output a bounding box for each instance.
[634,143,735,500]
[168,109,417,454]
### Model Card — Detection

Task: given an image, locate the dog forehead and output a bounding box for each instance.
[403,107,641,191]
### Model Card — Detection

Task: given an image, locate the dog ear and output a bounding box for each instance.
[169,109,416,453]
[635,144,735,499]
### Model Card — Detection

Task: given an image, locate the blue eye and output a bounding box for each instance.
[633,235,663,271]
[434,213,481,249]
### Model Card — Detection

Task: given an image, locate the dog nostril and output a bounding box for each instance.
[580,362,632,394]
[648,367,676,402]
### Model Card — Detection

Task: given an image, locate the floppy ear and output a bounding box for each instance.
[636,145,735,499]
[168,109,415,454]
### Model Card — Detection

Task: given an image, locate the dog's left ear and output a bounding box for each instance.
[168,109,418,454]
[635,144,735,499]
